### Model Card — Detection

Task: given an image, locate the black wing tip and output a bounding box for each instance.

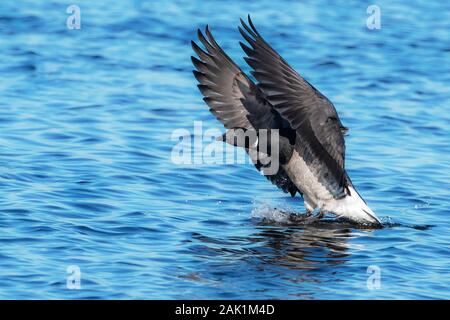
[194,25,211,38]
[246,14,252,26]
[241,14,253,26]
[191,39,211,60]
[196,25,221,54]
[191,39,202,52]
[190,55,199,63]
[204,25,219,47]
[196,28,203,42]
[239,41,253,55]
[192,70,200,80]
[197,28,207,42]
[247,15,258,34]
[197,27,210,45]
[239,14,259,38]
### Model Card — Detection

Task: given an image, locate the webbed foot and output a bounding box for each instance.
[288,211,324,224]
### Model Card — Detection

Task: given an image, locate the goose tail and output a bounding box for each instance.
[329,186,382,227]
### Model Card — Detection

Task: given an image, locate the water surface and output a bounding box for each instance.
[0,0,449,299]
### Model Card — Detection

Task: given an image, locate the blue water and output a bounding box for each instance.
[0,0,449,299]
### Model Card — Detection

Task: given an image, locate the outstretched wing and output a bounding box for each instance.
[239,16,348,198]
[191,26,255,129]
[191,27,300,197]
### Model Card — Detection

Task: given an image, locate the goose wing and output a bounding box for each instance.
[192,27,300,197]
[239,16,348,198]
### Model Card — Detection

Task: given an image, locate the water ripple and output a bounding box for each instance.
[0,0,448,299]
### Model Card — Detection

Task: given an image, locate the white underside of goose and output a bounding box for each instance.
[283,150,381,225]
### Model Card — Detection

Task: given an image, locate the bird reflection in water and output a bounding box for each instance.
[188,213,355,272]
[251,221,353,271]
[181,213,360,299]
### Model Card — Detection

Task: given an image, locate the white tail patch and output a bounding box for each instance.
[326,187,381,226]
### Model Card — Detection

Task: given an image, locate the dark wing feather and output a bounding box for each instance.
[239,16,348,198]
[191,26,254,129]
[192,27,300,197]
